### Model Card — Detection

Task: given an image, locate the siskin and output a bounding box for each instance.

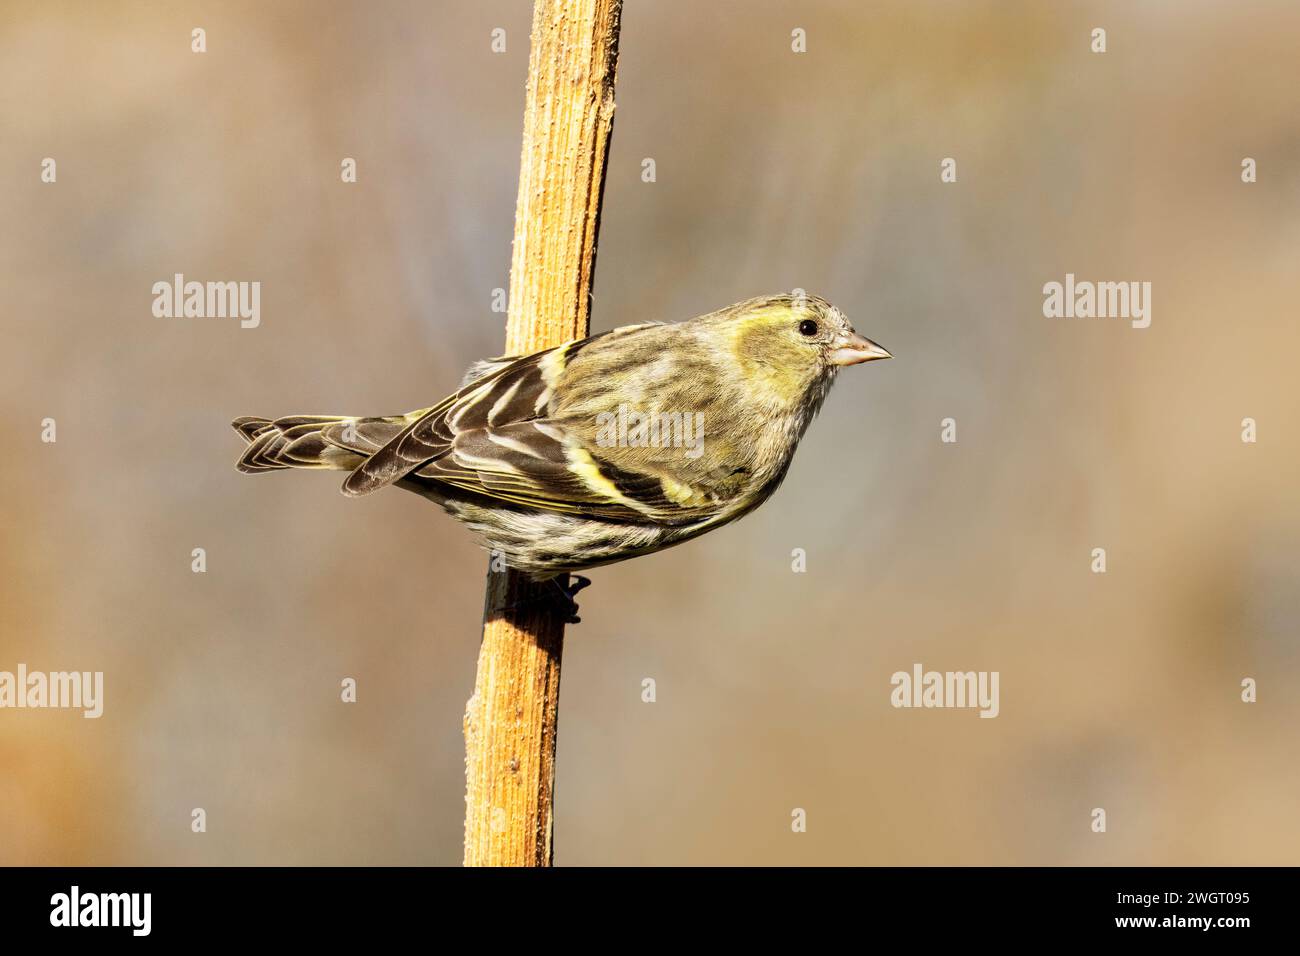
[232,293,890,580]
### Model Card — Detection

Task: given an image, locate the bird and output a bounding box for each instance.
[231,292,890,582]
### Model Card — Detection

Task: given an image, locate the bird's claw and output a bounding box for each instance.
[548,574,591,624]
[491,574,591,625]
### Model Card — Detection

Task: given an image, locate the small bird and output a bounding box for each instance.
[232,293,890,580]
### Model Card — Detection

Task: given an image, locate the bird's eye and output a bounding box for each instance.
[798,319,819,337]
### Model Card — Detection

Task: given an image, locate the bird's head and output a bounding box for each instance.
[715,292,891,411]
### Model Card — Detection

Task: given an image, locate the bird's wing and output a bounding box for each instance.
[340,326,739,523]
[410,421,680,521]
[340,340,573,498]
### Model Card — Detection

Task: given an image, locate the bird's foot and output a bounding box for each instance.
[491,574,591,625]
[547,574,591,624]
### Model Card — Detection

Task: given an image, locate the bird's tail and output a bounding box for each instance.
[231,414,407,475]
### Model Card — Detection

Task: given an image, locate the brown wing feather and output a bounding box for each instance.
[339,323,735,524]
[340,340,577,497]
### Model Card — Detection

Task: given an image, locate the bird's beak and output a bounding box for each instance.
[829,332,892,366]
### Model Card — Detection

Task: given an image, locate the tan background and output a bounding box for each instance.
[1,0,1297,865]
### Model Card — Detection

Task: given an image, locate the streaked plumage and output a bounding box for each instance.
[232,293,890,578]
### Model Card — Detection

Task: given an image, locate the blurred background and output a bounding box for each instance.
[2,0,1298,865]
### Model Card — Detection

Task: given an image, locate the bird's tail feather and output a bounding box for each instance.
[231,414,406,475]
